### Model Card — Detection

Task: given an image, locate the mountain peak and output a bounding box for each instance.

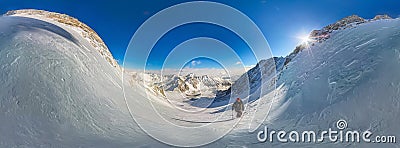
[373,14,392,20]
[323,14,366,31]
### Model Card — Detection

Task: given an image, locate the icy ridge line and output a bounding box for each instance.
[283,14,394,67]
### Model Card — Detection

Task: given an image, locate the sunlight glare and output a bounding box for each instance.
[298,35,311,44]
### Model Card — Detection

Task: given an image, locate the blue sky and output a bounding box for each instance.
[1,0,399,69]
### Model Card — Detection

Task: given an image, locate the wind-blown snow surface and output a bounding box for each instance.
[1,14,400,147]
[238,18,400,147]
[205,18,400,147]
[0,16,160,147]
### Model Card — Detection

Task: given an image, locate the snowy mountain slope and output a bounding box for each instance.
[4,9,120,69]
[209,56,283,118]
[0,15,168,147]
[286,14,394,67]
[284,15,367,66]
[279,18,400,120]
[0,12,245,147]
[1,9,399,147]
[222,57,284,98]
[213,17,400,147]
[172,15,400,147]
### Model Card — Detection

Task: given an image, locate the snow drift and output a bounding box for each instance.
[0,14,160,147]
[223,17,400,147]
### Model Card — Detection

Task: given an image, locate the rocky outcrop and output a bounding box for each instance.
[153,85,166,97]
[178,77,190,92]
[373,14,392,20]
[323,15,366,31]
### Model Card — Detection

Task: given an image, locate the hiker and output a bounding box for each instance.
[232,98,244,118]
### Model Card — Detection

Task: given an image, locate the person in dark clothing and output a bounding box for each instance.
[232,98,244,118]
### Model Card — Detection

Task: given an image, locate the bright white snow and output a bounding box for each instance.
[0,14,399,148]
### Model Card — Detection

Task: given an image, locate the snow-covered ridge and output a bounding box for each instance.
[268,18,400,147]
[0,15,152,147]
[283,14,395,67]
[212,15,400,147]
[310,14,393,44]
[372,14,392,21]
[4,9,120,69]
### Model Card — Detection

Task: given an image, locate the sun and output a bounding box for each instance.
[298,35,311,44]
